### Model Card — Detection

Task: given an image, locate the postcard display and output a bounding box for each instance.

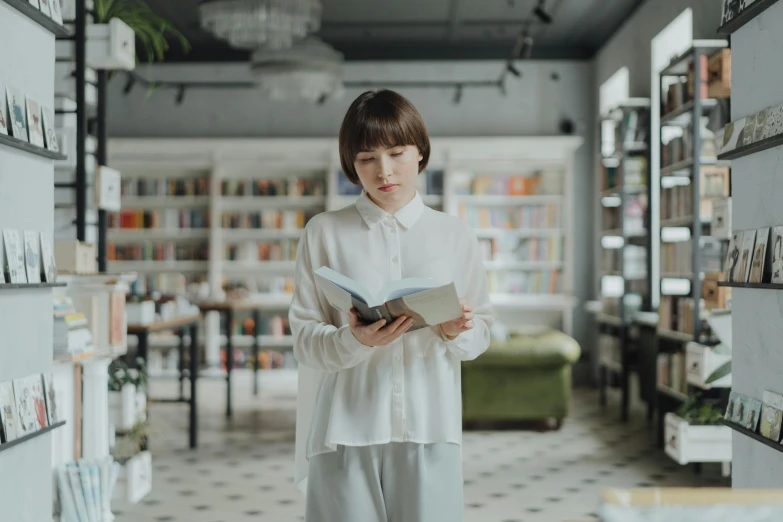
[717,0,783,488]
[0,2,66,521]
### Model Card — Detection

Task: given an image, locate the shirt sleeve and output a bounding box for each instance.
[438,226,494,361]
[289,223,377,373]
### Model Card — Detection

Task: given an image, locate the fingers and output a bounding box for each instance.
[367,318,388,333]
[378,316,414,344]
[463,311,474,321]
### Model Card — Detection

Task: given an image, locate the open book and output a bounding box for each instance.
[313,266,463,332]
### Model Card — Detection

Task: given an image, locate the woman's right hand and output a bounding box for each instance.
[349,308,413,347]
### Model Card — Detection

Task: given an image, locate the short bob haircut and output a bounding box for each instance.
[338,89,431,185]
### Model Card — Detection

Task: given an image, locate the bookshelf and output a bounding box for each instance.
[108,137,583,365]
[0,0,69,519]
[594,98,651,421]
[653,40,732,451]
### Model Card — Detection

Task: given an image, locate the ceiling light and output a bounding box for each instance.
[533,0,552,24]
[199,0,322,50]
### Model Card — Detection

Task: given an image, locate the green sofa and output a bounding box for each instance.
[462,326,581,428]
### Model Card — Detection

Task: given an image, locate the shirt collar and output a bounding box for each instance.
[356,190,425,230]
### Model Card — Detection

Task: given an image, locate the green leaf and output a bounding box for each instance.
[705,361,731,384]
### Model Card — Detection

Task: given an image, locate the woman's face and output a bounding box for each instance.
[354,144,423,214]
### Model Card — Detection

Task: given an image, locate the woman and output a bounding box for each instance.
[289,89,494,522]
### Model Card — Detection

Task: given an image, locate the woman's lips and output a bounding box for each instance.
[379,184,398,193]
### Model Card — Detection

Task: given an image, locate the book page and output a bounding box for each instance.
[312,272,355,314]
[379,277,441,302]
[385,283,462,329]
[313,266,374,305]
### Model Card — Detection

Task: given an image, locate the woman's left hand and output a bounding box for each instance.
[439,298,474,340]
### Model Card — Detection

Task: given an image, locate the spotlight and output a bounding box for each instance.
[533,0,552,24]
[453,84,463,104]
[123,75,135,95]
[506,61,521,77]
[176,85,185,105]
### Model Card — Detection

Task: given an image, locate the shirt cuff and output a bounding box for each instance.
[439,326,476,358]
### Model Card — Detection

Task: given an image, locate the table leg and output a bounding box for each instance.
[599,365,607,407]
[178,328,186,401]
[252,309,260,397]
[138,332,149,365]
[189,323,198,449]
[225,309,233,418]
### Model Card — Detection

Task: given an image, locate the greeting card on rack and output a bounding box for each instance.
[772,226,783,283]
[48,0,63,24]
[0,382,20,443]
[42,373,59,425]
[3,229,26,283]
[6,87,28,142]
[25,98,44,148]
[749,227,770,283]
[40,232,57,283]
[738,230,757,283]
[724,230,743,282]
[41,106,59,152]
[23,231,42,283]
[38,0,51,18]
[13,377,41,436]
[0,85,8,136]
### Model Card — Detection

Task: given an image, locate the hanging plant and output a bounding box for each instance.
[94,0,190,63]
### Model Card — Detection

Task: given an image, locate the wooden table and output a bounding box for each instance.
[196,300,269,418]
[127,314,202,448]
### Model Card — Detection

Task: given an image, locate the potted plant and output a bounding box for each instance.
[108,358,148,431]
[664,393,732,466]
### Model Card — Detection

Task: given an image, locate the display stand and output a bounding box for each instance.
[716,0,783,488]
[0,1,71,519]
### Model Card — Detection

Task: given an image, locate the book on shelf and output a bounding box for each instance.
[221,177,324,197]
[459,203,561,229]
[658,296,695,335]
[221,209,316,230]
[121,177,210,197]
[622,157,648,187]
[487,270,561,295]
[225,241,296,262]
[108,242,209,262]
[312,266,462,331]
[111,209,210,230]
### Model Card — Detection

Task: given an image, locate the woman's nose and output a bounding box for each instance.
[379,154,394,177]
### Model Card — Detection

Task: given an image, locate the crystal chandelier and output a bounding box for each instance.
[250,37,344,102]
[199,0,322,50]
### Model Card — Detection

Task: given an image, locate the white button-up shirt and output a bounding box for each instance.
[290,190,494,492]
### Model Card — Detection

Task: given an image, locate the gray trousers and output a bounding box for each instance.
[305,442,464,522]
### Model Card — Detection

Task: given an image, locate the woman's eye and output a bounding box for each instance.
[359,158,373,163]
[391,151,403,157]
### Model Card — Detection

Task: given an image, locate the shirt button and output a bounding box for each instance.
[395,385,401,393]
[395,354,401,361]
[392,256,399,263]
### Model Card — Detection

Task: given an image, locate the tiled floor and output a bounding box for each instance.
[113,370,728,522]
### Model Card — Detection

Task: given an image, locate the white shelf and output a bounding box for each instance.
[107,260,209,272]
[107,229,210,241]
[455,194,562,206]
[220,195,326,210]
[221,228,304,241]
[490,293,576,309]
[483,260,563,271]
[121,196,210,209]
[222,260,296,275]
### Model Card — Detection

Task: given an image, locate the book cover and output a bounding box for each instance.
[744,397,763,432]
[312,266,462,331]
[13,377,40,435]
[749,227,770,283]
[43,372,60,425]
[25,97,44,148]
[77,460,99,522]
[0,381,20,442]
[771,226,783,284]
[724,230,743,282]
[3,229,26,283]
[23,230,42,283]
[5,87,28,142]
[49,0,63,24]
[41,106,59,152]
[737,230,757,283]
[66,463,90,522]
[28,374,48,429]
[760,390,783,442]
[57,467,79,522]
[0,85,8,136]
[40,231,57,283]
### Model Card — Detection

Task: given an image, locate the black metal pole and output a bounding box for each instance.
[691,49,703,342]
[97,70,108,271]
[75,0,86,241]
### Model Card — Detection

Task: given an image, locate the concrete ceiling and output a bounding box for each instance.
[149,0,645,62]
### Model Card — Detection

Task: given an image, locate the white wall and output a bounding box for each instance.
[728,0,783,488]
[0,4,56,522]
[106,60,598,355]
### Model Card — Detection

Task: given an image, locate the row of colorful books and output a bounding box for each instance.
[461,175,542,196]
[459,204,561,229]
[661,184,694,220]
[658,296,696,335]
[657,352,687,394]
[121,177,209,197]
[225,241,298,262]
[221,210,317,230]
[487,270,561,295]
[221,177,325,197]
[224,315,291,337]
[108,243,209,262]
[660,241,692,274]
[110,209,209,230]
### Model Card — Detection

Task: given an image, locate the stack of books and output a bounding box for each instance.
[53,296,93,358]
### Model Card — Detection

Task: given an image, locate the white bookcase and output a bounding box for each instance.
[108,137,582,359]
[0,1,70,520]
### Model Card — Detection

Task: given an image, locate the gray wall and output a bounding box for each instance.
[594,0,722,97]
[728,0,783,488]
[107,60,597,355]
